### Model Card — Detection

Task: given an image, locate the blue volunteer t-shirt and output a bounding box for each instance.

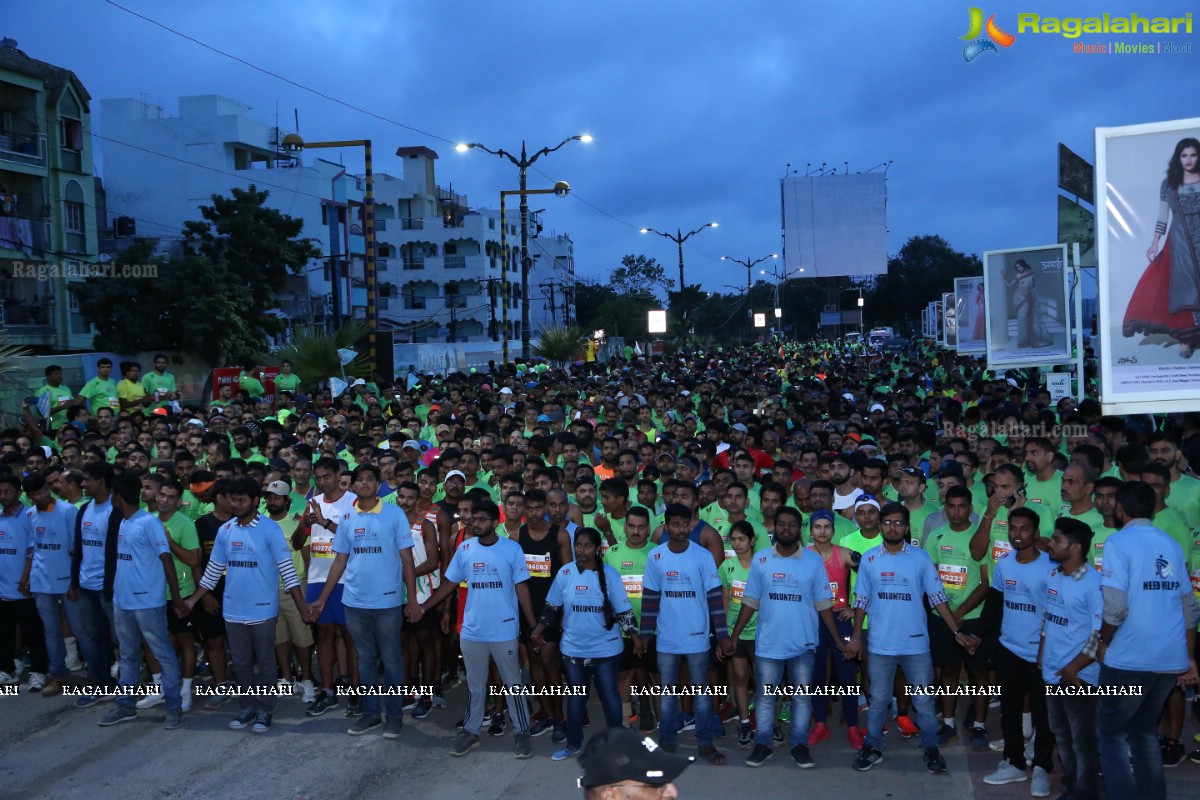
[333,502,414,610]
[1041,565,1103,685]
[546,562,632,659]
[114,509,170,611]
[642,541,722,655]
[0,505,30,600]
[1100,522,1192,672]
[445,536,530,643]
[209,515,293,623]
[78,498,113,591]
[853,542,948,656]
[993,550,1052,663]
[741,546,832,660]
[29,502,78,594]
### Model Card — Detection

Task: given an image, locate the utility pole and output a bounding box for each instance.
[540,281,558,326]
[484,278,499,341]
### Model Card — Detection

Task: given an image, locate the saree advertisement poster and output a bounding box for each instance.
[942,291,956,348]
[1097,117,1200,414]
[983,245,1071,368]
[954,276,987,354]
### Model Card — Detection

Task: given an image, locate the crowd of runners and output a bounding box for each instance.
[1,339,1198,800]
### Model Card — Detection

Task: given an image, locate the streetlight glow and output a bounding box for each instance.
[577,134,594,143]
[639,228,649,233]
[709,222,719,228]
[455,143,471,152]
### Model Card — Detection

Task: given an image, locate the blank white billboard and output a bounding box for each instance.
[781,173,887,278]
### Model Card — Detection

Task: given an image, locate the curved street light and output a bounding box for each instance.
[721,252,778,292]
[456,134,592,360]
[640,221,718,289]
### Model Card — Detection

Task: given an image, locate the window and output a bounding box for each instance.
[444,242,457,255]
[60,118,83,151]
[64,201,84,233]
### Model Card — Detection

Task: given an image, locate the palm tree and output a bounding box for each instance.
[0,330,32,427]
[273,322,373,388]
[533,325,588,369]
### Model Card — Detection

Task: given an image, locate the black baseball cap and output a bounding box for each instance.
[577,728,694,789]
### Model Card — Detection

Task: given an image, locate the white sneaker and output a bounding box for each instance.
[301,679,316,703]
[136,689,165,709]
[0,671,17,686]
[1030,766,1051,797]
[292,679,304,696]
[983,759,1028,785]
[26,672,46,692]
[989,739,1005,752]
[277,677,292,692]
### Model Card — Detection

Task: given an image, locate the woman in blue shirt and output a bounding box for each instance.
[531,527,641,761]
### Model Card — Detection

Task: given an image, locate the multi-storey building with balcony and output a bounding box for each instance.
[376,146,574,343]
[99,94,367,339]
[0,39,99,350]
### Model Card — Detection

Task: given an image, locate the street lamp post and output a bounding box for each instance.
[457,135,591,360]
[640,221,718,290]
[720,253,777,293]
[760,264,803,333]
[282,135,379,371]
[499,183,570,367]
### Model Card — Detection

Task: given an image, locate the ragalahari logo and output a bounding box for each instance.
[961,7,1016,61]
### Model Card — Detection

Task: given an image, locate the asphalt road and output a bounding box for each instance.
[2,683,1199,800]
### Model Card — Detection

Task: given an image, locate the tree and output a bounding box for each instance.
[864,235,981,330]
[0,329,32,427]
[74,186,320,365]
[611,254,673,296]
[273,322,371,386]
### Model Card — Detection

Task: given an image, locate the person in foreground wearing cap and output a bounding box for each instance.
[577,727,694,799]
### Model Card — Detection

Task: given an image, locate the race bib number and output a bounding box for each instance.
[1191,569,1200,595]
[938,563,968,588]
[311,539,333,557]
[525,553,552,579]
[621,574,643,599]
[731,579,746,602]
[992,539,1013,562]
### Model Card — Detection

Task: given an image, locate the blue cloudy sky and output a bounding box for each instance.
[9,0,1198,290]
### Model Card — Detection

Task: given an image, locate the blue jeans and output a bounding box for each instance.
[753,652,815,748]
[75,588,114,688]
[33,592,83,678]
[1097,666,1178,800]
[866,651,938,751]
[114,605,180,712]
[344,605,405,720]
[657,650,715,747]
[561,653,622,748]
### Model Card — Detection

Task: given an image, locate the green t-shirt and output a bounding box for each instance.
[37,384,74,429]
[923,523,989,620]
[273,513,306,584]
[1167,474,1200,530]
[603,541,650,627]
[840,529,884,628]
[711,516,767,561]
[141,371,177,412]
[1023,472,1063,536]
[239,372,265,398]
[905,502,936,548]
[78,377,119,415]
[719,557,757,639]
[1153,508,1192,555]
[828,513,860,547]
[1057,504,1105,538]
[274,372,302,395]
[161,512,199,598]
[1088,525,1119,572]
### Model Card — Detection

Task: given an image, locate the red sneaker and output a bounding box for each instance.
[847,726,866,750]
[896,714,920,739]
[807,722,830,746]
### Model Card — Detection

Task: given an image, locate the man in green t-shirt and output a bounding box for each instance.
[924,486,991,745]
[1056,464,1105,537]
[1147,432,1200,529]
[1021,438,1061,537]
[117,361,151,414]
[155,478,200,712]
[78,358,120,416]
[36,364,82,431]
[238,363,266,400]
[603,506,655,730]
[141,353,179,414]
